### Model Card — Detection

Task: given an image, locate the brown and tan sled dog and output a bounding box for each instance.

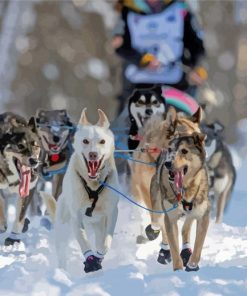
[130,106,202,259]
[150,132,210,271]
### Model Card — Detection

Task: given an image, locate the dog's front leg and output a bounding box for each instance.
[5,192,33,246]
[102,206,118,256]
[186,211,210,271]
[52,174,64,201]
[0,191,7,233]
[180,217,194,267]
[71,217,92,258]
[164,214,183,271]
[145,176,163,241]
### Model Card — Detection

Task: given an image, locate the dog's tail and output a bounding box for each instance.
[40,191,56,222]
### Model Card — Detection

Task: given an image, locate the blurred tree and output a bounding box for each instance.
[199,0,247,144]
[5,0,120,122]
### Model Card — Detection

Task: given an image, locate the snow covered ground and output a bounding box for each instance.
[0,161,247,296]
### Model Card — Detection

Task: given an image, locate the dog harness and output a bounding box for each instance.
[169,182,193,212]
[78,174,108,217]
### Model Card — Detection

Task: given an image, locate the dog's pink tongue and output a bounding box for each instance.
[88,160,99,178]
[174,171,183,191]
[19,165,31,198]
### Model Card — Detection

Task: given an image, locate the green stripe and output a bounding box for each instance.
[166,98,192,115]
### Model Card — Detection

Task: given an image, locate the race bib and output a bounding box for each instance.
[126,3,184,84]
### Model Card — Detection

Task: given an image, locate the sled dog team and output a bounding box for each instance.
[0,87,235,273]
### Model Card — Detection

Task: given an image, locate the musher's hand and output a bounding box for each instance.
[188,67,208,85]
[111,36,124,49]
[147,57,161,70]
[140,53,161,70]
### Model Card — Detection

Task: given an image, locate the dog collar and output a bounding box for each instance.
[77,173,108,217]
[181,198,193,211]
[169,182,195,212]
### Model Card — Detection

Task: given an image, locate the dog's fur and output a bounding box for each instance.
[150,133,210,271]
[131,106,202,244]
[0,113,41,245]
[128,86,166,151]
[41,109,119,273]
[201,122,236,223]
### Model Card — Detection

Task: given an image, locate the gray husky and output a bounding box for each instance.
[201,122,236,223]
[0,113,41,245]
[26,110,75,223]
[35,109,75,197]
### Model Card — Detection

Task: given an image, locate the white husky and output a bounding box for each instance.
[41,108,119,273]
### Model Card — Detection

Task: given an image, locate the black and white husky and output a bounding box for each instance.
[201,122,236,223]
[128,86,166,150]
[0,113,41,245]
[41,109,119,273]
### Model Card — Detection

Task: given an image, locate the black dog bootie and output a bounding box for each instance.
[84,255,102,273]
[157,248,172,265]
[145,224,160,241]
[185,264,200,272]
[180,248,192,267]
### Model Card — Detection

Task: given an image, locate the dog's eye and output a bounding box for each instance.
[137,100,145,105]
[99,139,105,144]
[152,100,158,105]
[83,139,89,145]
[181,149,188,155]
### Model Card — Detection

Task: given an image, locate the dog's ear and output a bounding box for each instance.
[36,109,46,124]
[79,108,90,126]
[151,85,162,96]
[190,107,202,124]
[97,109,110,129]
[213,121,224,133]
[166,106,177,126]
[193,132,207,144]
[59,109,67,116]
[36,109,46,118]
[160,106,177,134]
[128,89,140,103]
[28,117,37,133]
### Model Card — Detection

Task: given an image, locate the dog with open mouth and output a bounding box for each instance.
[150,132,210,272]
[128,86,166,151]
[41,108,119,273]
[130,106,202,248]
[35,109,75,199]
[0,113,41,245]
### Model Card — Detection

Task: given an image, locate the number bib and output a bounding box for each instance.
[126,3,184,84]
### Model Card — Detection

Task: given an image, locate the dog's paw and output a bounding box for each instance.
[4,237,21,246]
[22,218,30,233]
[84,255,102,273]
[180,248,192,267]
[136,234,149,244]
[157,249,172,265]
[145,224,160,241]
[185,263,199,272]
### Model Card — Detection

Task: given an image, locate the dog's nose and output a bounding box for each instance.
[164,161,172,169]
[29,158,39,166]
[53,135,60,143]
[89,152,98,161]
[145,109,153,116]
